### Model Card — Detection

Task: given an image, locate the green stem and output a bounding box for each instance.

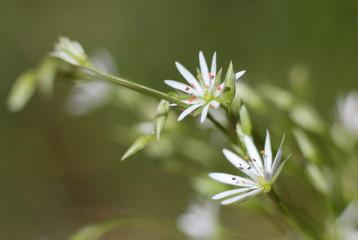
[269,188,319,240]
[78,67,234,140]
[80,67,189,108]
[220,227,259,240]
[207,114,236,143]
[227,103,241,147]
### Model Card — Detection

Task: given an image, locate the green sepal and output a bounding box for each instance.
[214,68,223,89]
[7,70,38,112]
[121,133,154,161]
[223,61,235,103]
[155,100,170,140]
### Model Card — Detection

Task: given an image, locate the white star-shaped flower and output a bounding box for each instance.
[51,37,90,67]
[209,131,287,205]
[165,52,245,123]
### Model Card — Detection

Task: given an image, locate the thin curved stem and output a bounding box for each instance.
[79,67,234,141]
[269,188,319,240]
[227,103,241,147]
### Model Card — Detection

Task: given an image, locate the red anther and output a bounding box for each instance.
[210,105,214,108]
[217,86,222,91]
[188,99,193,102]
[209,73,214,79]
[185,87,190,91]
[190,83,195,87]
[192,95,197,99]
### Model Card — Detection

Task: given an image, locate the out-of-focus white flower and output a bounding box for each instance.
[51,37,90,67]
[64,49,118,115]
[209,131,287,205]
[334,201,358,240]
[337,91,358,136]
[177,199,219,240]
[165,52,245,123]
[65,81,111,115]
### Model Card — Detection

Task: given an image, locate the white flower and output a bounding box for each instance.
[209,131,287,205]
[51,37,90,67]
[165,52,245,123]
[177,199,219,240]
[337,91,358,136]
[332,201,358,240]
[64,49,118,115]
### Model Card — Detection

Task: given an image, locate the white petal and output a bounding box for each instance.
[177,104,202,121]
[164,80,190,92]
[235,70,246,80]
[210,52,217,77]
[212,188,252,200]
[209,100,220,108]
[244,135,263,167]
[220,188,264,205]
[200,104,210,123]
[264,130,273,171]
[222,149,250,170]
[175,62,202,91]
[269,134,285,176]
[213,82,225,97]
[210,52,217,89]
[199,51,210,87]
[182,99,200,105]
[209,173,256,187]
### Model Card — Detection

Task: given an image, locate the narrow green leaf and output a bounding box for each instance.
[121,133,154,161]
[155,100,170,140]
[7,70,38,112]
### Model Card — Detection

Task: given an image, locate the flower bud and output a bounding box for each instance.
[7,70,37,112]
[223,61,235,103]
[121,133,154,161]
[155,100,170,140]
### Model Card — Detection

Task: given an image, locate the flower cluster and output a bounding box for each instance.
[165,52,245,123]
[210,131,287,205]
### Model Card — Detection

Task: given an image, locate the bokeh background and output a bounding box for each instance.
[0,0,357,239]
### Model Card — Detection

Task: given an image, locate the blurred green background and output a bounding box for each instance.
[1,0,357,239]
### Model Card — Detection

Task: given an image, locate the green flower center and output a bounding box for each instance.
[257,176,272,192]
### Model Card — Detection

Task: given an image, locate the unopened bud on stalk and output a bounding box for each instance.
[121,133,154,161]
[306,163,331,195]
[223,61,235,104]
[292,128,319,164]
[155,100,170,140]
[7,70,38,112]
[239,105,252,136]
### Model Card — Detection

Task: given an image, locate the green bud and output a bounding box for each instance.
[239,105,252,136]
[289,104,326,135]
[306,163,331,195]
[37,58,58,98]
[155,100,170,140]
[292,128,319,164]
[223,61,235,103]
[121,133,154,161]
[7,70,38,112]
